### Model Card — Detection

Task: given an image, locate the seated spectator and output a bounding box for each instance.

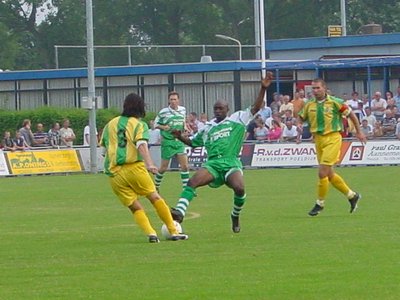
[360,119,373,139]
[363,107,376,127]
[48,122,61,148]
[256,99,272,122]
[281,109,294,124]
[2,131,16,151]
[59,119,76,147]
[148,120,161,145]
[266,112,284,130]
[246,115,262,140]
[393,105,400,120]
[396,118,400,140]
[373,121,384,138]
[281,119,299,143]
[14,130,29,150]
[268,120,282,142]
[279,95,294,117]
[381,109,396,137]
[33,123,50,147]
[19,119,36,147]
[254,118,269,141]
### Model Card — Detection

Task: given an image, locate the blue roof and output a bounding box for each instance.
[1,56,400,81]
[266,32,400,51]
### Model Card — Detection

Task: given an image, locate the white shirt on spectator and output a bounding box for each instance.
[83,125,98,146]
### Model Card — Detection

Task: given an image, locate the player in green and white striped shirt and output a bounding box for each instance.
[171,72,274,233]
[154,91,189,191]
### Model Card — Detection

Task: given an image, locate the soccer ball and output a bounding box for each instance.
[161,221,183,240]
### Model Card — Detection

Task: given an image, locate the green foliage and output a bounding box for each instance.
[0,167,399,299]
[2,0,400,68]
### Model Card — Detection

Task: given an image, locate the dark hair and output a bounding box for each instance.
[122,93,145,118]
[168,91,180,99]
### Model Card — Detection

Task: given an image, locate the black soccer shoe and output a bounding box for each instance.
[170,207,184,223]
[349,192,361,213]
[148,235,160,243]
[170,233,189,241]
[308,204,324,216]
[231,215,241,233]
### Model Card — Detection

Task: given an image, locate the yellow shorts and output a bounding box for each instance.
[109,162,155,207]
[314,132,342,166]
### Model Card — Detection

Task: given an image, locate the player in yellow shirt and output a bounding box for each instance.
[100,93,188,242]
[298,78,367,216]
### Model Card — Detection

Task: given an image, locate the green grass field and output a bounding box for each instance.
[1,166,399,300]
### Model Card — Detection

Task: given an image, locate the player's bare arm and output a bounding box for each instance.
[171,129,193,147]
[251,71,274,115]
[137,141,158,174]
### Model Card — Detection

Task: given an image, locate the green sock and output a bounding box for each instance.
[176,186,197,216]
[231,194,246,217]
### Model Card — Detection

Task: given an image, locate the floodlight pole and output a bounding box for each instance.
[86,0,97,173]
[215,34,242,60]
[259,0,266,77]
[340,0,347,36]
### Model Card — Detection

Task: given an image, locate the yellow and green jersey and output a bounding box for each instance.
[298,95,351,135]
[100,116,149,176]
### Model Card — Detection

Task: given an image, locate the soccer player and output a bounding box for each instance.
[170,72,274,233]
[298,78,367,216]
[100,93,188,243]
[154,91,189,191]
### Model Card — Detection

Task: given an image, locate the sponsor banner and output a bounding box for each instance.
[77,147,105,172]
[340,140,400,165]
[251,143,318,167]
[170,146,207,169]
[0,150,10,175]
[6,149,82,175]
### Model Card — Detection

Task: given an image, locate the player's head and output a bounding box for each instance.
[122,93,145,118]
[213,99,229,122]
[311,78,328,99]
[168,91,180,109]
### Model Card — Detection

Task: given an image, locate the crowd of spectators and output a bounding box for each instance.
[244,86,400,143]
[1,118,80,151]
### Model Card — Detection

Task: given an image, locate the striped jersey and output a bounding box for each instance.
[192,109,253,159]
[298,95,351,135]
[154,105,186,141]
[100,116,149,176]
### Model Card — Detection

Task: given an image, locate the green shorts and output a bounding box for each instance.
[203,157,243,188]
[161,139,186,160]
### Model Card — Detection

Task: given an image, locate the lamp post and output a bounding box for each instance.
[215,34,242,60]
[340,0,347,36]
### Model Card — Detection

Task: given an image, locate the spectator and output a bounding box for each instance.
[83,124,98,146]
[254,117,269,141]
[346,91,360,110]
[2,131,16,151]
[394,86,400,108]
[14,130,29,150]
[355,101,367,122]
[373,121,384,138]
[381,109,396,137]
[396,118,400,140]
[361,94,370,108]
[360,119,373,139]
[256,99,272,122]
[48,122,61,148]
[148,120,161,145]
[291,91,305,118]
[245,115,260,140]
[393,105,400,120]
[59,119,76,147]
[386,91,395,108]
[370,91,387,121]
[281,119,299,142]
[266,112,284,130]
[19,119,36,147]
[187,112,202,136]
[270,93,281,114]
[33,123,50,147]
[363,107,376,128]
[281,109,294,124]
[279,95,294,117]
[268,120,282,142]
[199,113,208,128]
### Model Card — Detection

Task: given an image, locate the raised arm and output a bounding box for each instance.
[251,71,274,115]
